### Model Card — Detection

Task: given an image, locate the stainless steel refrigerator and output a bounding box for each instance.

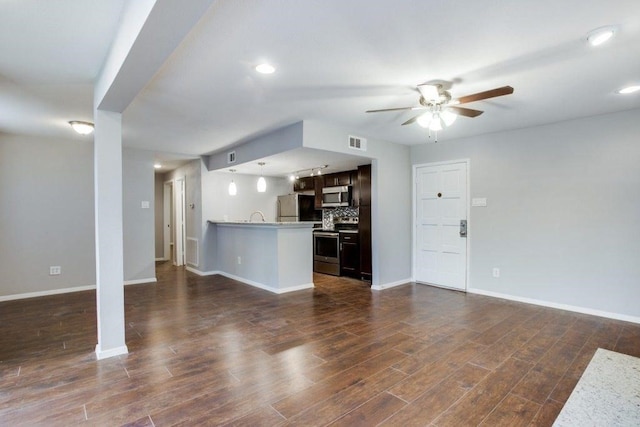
[277,193,321,222]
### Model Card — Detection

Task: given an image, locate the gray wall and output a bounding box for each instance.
[0,134,96,298]
[122,148,156,282]
[411,108,640,319]
[303,121,413,287]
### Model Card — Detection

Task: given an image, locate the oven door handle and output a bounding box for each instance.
[315,232,339,237]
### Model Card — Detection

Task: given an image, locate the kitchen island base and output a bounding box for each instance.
[207,221,316,294]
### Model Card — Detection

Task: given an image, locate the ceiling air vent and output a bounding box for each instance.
[227,151,236,164]
[348,135,367,151]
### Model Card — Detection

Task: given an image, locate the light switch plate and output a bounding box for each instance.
[472,198,487,207]
[141,201,150,209]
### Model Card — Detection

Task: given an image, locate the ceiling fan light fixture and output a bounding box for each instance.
[429,115,443,131]
[417,84,440,102]
[416,112,433,128]
[587,26,616,46]
[441,109,458,126]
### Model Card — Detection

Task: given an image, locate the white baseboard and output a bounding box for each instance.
[155,257,168,261]
[0,285,96,302]
[371,277,412,291]
[124,278,157,286]
[95,344,128,360]
[185,266,219,276]
[217,272,314,294]
[468,287,640,325]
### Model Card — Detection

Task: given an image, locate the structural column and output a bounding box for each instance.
[94,109,128,360]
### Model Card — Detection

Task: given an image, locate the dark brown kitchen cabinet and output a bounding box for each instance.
[357,164,371,206]
[314,176,323,209]
[324,171,352,187]
[357,164,372,282]
[340,232,360,278]
[293,176,314,192]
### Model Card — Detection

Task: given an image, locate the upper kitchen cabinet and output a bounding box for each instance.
[324,171,352,187]
[357,164,371,206]
[314,176,323,209]
[293,176,315,192]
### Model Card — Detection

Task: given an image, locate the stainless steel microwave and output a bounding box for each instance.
[322,185,351,208]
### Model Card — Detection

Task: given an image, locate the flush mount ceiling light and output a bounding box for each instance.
[255,63,275,74]
[587,26,616,46]
[257,162,267,193]
[617,85,640,94]
[228,169,237,196]
[154,163,162,169]
[68,120,94,135]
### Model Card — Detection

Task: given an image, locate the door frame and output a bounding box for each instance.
[412,159,471,291]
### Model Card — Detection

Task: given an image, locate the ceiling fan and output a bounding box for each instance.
[366,83,514,132]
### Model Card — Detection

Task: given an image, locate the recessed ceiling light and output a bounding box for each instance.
[617,85,640,94]
[154,163,162,169]
[586,26,616,46]
[68,120,94,135]
[255,63,276,74]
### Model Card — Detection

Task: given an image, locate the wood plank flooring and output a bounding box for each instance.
[1,262,639,426]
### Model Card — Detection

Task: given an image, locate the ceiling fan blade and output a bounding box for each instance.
[455,86,514,104]
[448,106,484,118]
[366,106,421,113]
[401,116,419,126]
[417,84,440,102]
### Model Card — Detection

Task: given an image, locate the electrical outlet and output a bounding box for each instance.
[237,256,241,265]
[50,266,61,275]
[492,268,500,278]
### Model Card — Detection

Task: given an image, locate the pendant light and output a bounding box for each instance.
[257,162,266,193]
[228,169,237,196]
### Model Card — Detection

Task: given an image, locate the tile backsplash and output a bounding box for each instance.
[322,207,359,230]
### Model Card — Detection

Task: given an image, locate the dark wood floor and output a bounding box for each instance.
[1,263,639,426]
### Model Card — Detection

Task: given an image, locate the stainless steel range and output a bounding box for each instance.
[313,217,359,276]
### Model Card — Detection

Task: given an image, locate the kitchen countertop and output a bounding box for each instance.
[208,220,320,228]
[553,348,640,426]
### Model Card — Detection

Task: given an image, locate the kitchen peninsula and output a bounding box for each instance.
[206,220,317,293]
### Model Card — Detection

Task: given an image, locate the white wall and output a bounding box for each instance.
[411,108,640,320]
[200,168,291,273]
[302,121,412,287]
[201,170,291,222]
[122,148,156,282]
[0,134,96,298]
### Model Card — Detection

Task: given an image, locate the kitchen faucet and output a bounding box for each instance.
[249,210,266,222]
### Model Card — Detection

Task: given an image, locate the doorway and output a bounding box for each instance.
[174,177,186,266]
[163,180,173,261]
[163,177,186,266]
[413,160,469,291]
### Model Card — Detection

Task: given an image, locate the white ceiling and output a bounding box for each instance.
[2,1,640,175]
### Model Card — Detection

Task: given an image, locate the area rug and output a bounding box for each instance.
[553,348,640,426]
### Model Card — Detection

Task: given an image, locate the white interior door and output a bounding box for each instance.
[163,181,172,261]
[414,161,468,291]
[174,177,186,266]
